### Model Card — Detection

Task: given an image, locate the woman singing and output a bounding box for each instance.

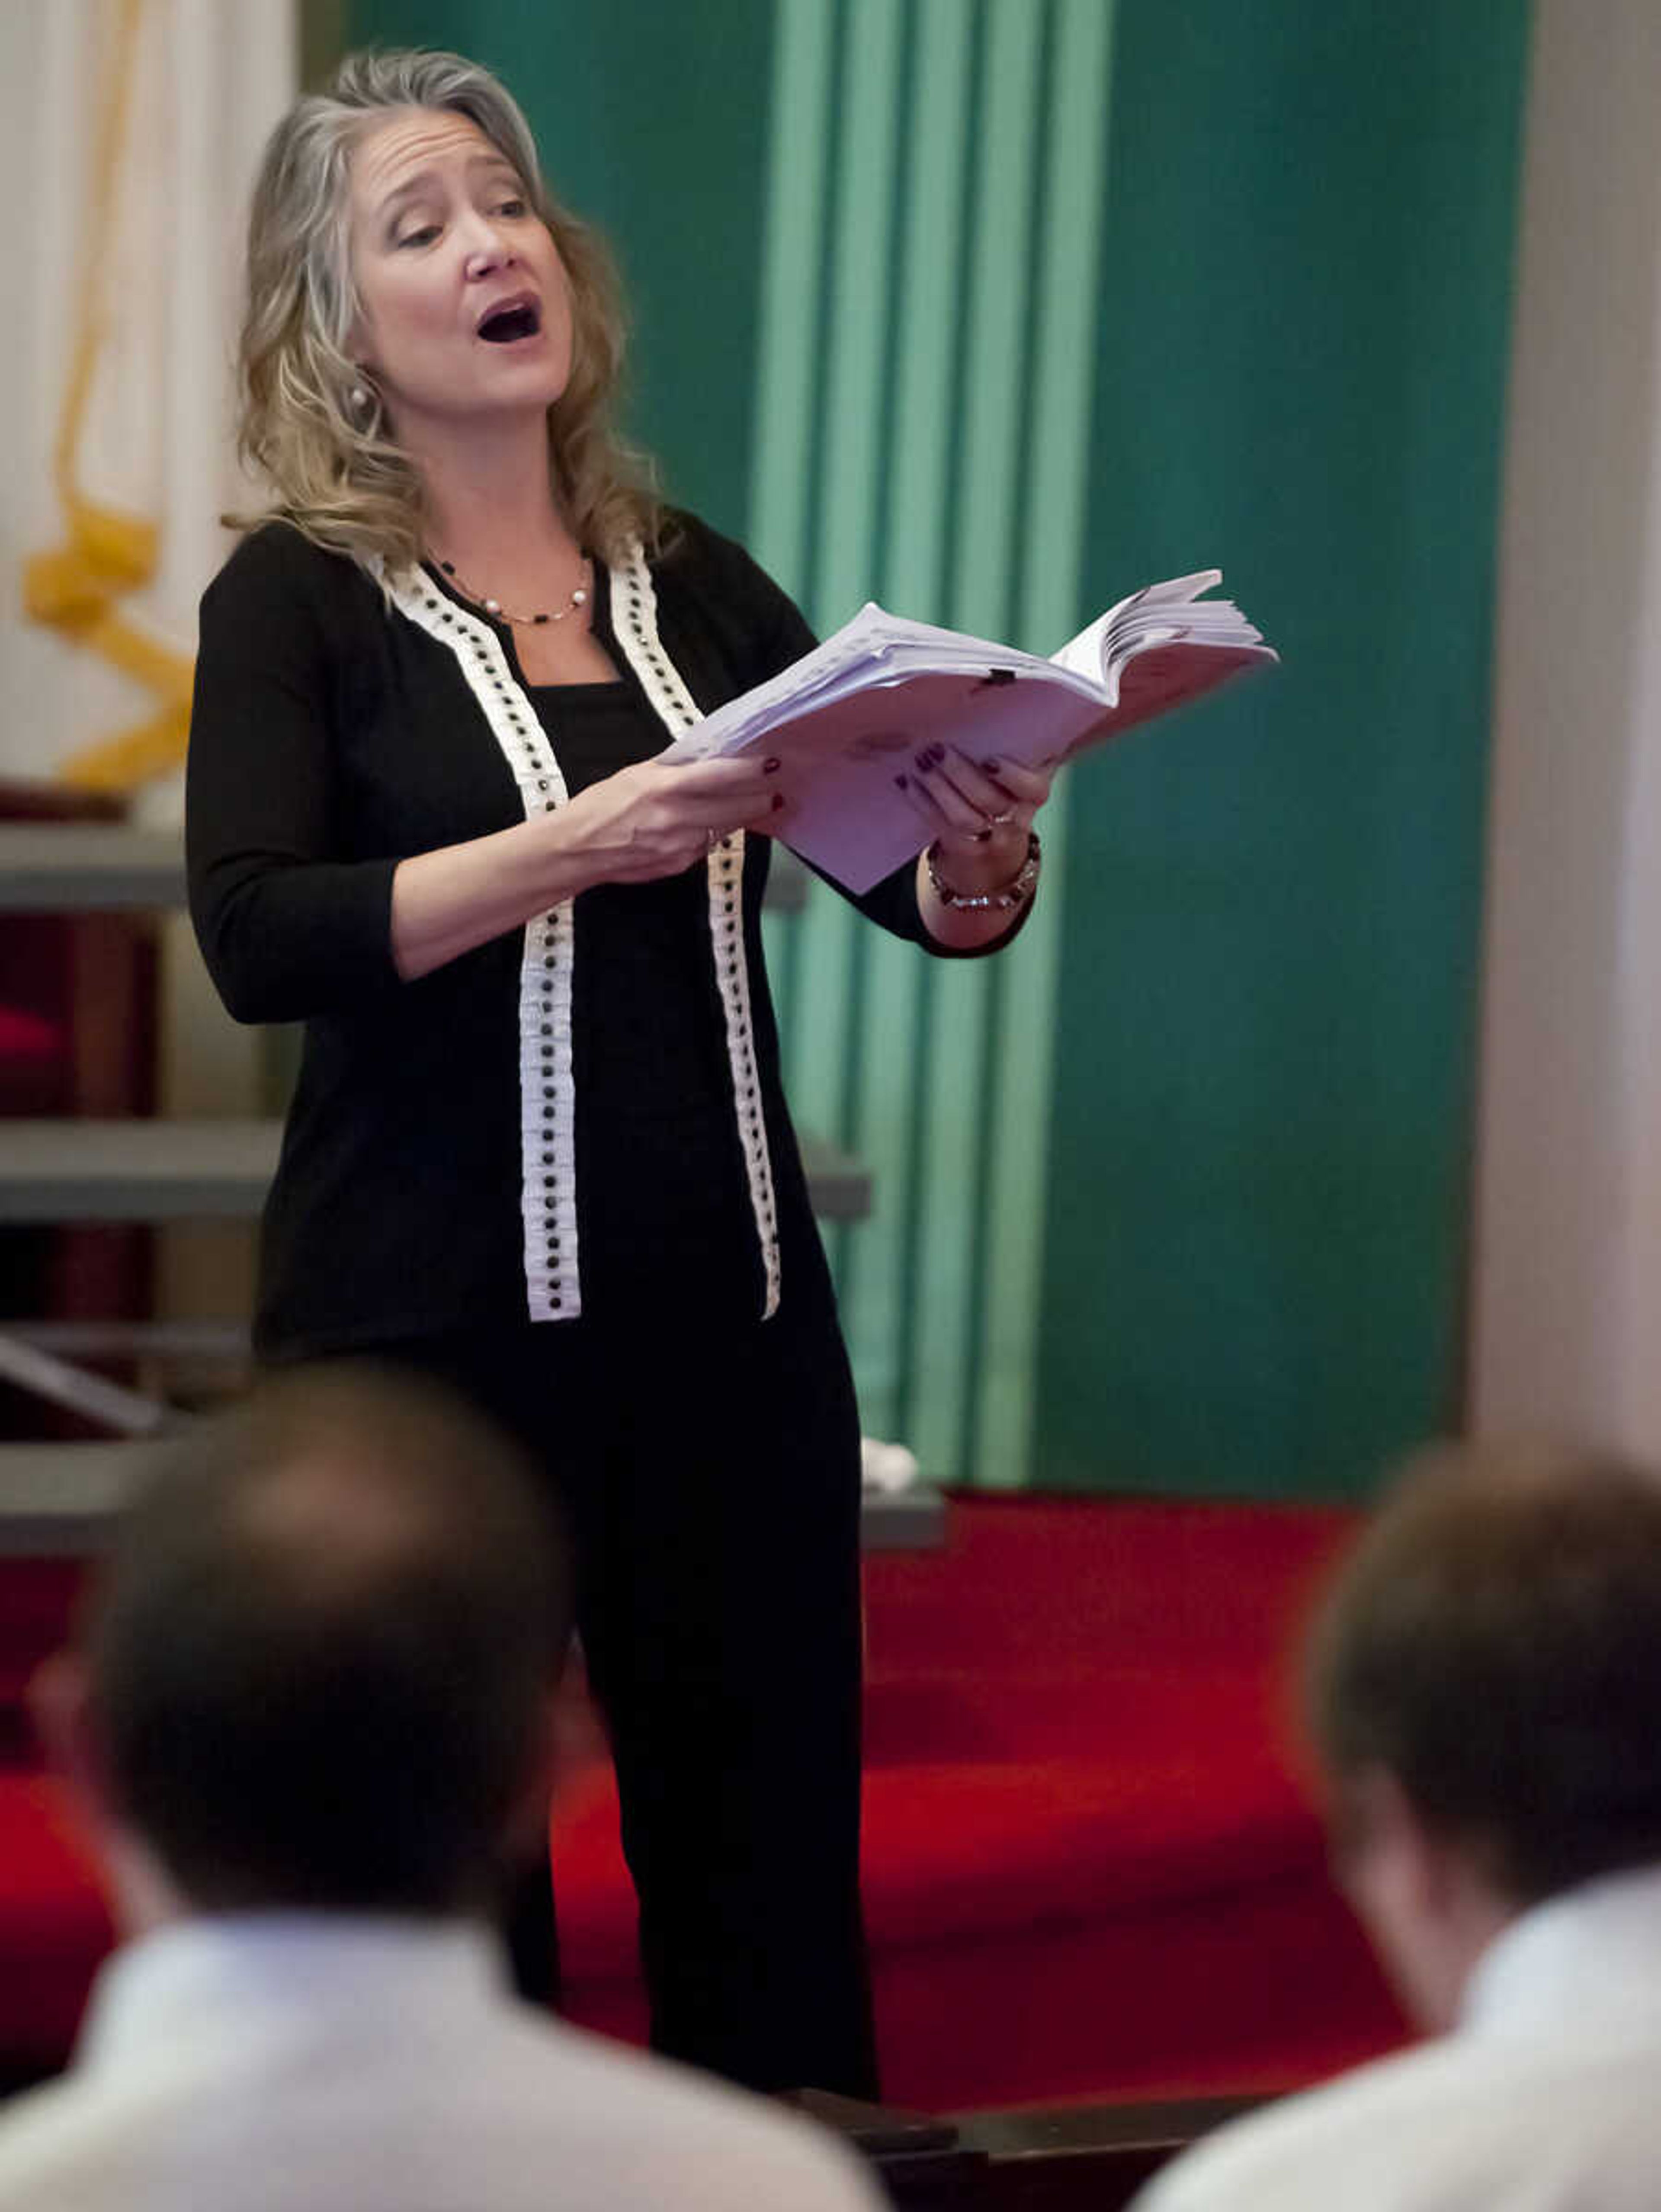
[187,47,1055,2098]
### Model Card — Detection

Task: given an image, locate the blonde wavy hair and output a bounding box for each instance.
[233,48,663,571]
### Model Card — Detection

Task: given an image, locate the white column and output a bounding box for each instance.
[1472,0,1661,1456]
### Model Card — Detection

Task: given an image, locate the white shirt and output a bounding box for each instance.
[0,1915,883,2212]
[1132,1863,1661,2212]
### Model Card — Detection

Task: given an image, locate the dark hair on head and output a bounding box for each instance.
[86,1365,570,1915]
[1307,1440,1661,1904]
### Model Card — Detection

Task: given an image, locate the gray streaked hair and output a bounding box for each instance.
[231,48,662,571]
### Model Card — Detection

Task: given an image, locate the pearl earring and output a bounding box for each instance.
[350,382,371,412]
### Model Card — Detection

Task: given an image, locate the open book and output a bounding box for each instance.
[662,571,1277,893]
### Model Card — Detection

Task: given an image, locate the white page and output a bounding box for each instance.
[769,673,1103,891]
[656,572,1277,889]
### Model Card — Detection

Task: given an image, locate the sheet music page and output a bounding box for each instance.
[766,674,1102,892]
[654,573,1277,889]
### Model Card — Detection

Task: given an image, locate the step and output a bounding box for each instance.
[0,1121,870,1223]
[0,826,185,911]
[1,1321,249,1359]
[0,1441,943,1555]
[0,826,809,912]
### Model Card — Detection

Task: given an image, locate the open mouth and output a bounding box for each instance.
[478,299,542,344]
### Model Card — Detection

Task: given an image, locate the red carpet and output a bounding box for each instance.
[0,1496,1408,2102]
[551,1493,1408,2106]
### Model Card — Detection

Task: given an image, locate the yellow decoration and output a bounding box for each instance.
[61,703,193,794]
[23,0,199,793]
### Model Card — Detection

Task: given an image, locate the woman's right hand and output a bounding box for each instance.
[389,755,785,985]
[558,755,784,885]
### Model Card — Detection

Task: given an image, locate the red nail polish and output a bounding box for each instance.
[763,757,781,773]
[771,792,785,811]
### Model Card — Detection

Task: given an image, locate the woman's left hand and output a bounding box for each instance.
[898,746,1055,895]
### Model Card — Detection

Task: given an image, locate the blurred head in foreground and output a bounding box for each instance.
[38,1366,571,1930]
[1306,1440,1661,2031]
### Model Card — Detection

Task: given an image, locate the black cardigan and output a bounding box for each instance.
[186,513,990,1355]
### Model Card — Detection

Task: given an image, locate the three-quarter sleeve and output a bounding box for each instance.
[186,529,402,1025]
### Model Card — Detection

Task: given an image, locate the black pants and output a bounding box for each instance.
[351,1297,879,2099]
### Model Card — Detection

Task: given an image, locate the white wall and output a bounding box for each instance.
[1,3,130,780]
[2,0,293,798]
[1473,0,1661,1455]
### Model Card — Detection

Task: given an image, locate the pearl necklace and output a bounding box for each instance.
[435,555,591,628]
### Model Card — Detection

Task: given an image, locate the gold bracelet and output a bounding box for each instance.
[926,829,1042,911]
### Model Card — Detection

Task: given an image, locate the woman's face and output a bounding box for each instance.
[346,106,574,437]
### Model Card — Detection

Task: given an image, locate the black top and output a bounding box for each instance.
[186,512,988,1356]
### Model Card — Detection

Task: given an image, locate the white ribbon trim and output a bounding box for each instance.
[383,565,581,1324]
[609,541,782,1319]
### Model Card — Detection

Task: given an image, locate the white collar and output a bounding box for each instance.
[1462,1862,1661,2038]
[78,1913,508,2072]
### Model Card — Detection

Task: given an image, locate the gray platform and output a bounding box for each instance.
[0,1120,869,1222]
[0,826,809,912]
[0,825,186,910]
[0,1441,943,1555]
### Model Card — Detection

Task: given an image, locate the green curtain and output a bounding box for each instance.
[1037,3,1530,1499]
